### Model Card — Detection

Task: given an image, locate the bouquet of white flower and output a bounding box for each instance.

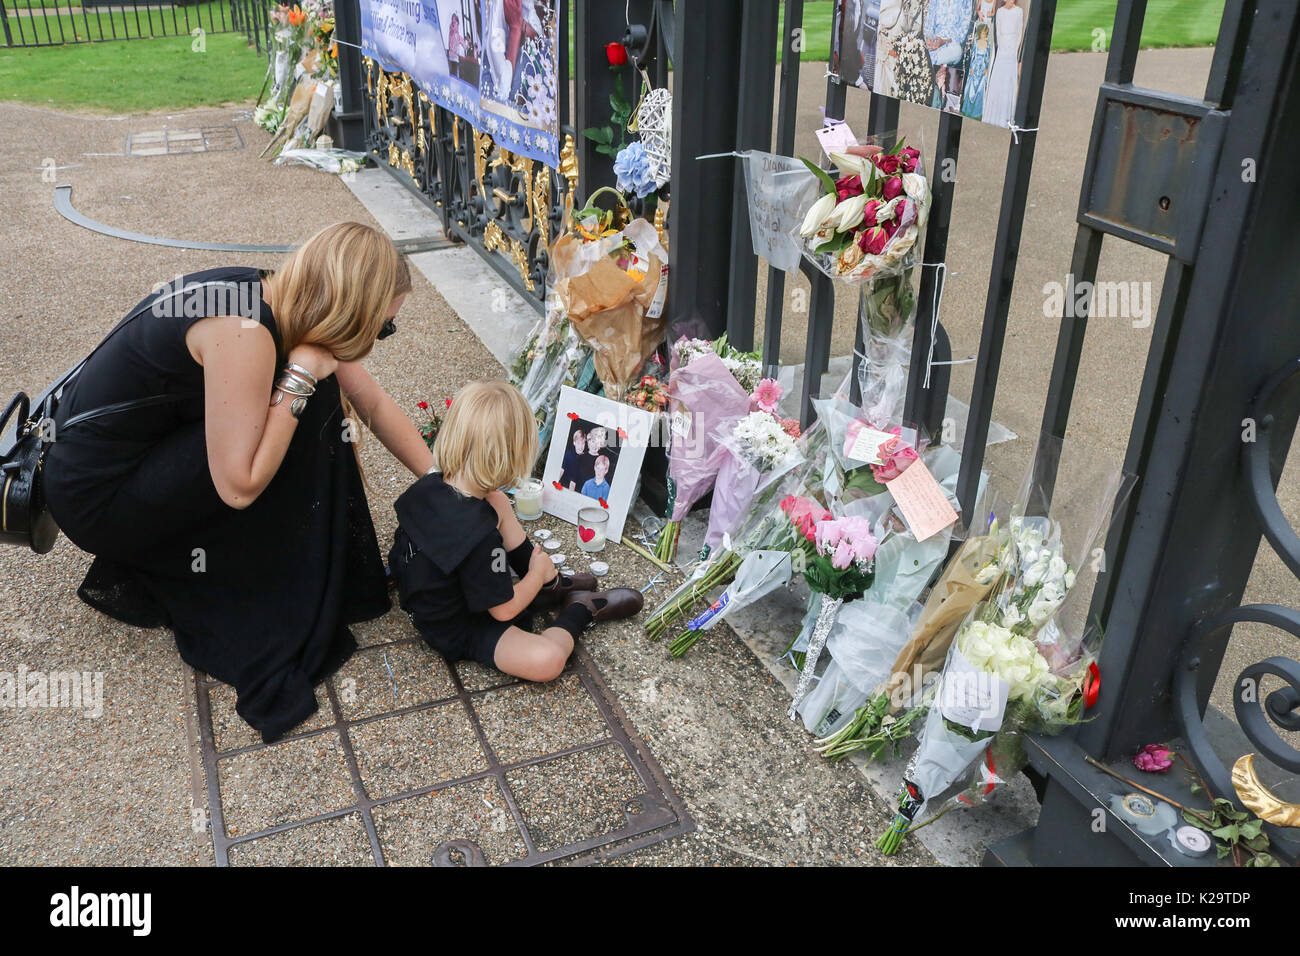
[702,411,803,552]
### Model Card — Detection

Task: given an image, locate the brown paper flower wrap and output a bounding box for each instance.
[876,533,1003,712]
[551,209,667,402]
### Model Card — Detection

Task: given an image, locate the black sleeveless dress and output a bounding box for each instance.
[44,266,391,742]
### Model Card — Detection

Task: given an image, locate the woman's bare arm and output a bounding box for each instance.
[335,360,436,476]
[187,317,336,509]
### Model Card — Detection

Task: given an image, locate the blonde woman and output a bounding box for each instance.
[388,381,643,684]
[45,222,431,742]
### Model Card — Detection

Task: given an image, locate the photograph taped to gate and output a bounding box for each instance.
[834,0,1034,129]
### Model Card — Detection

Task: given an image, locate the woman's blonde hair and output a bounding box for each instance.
[270,221,411,362]
[436,380,538,496]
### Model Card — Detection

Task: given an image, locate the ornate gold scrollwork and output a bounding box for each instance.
[364,57,373,95]
[483,220,504,252]
[376,69,389,129]
[472,129,493,206]
[532,165,551,259]
[558,133,579,223]
[388,142,400,168]
[510,236,534,292]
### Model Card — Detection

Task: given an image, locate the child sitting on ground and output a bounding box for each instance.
[388,380,643,682]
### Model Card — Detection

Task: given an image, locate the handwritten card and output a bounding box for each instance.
[885,458,959,542]
[814,121,857,158]
[939,647,1009,733]
[844,424,898,466]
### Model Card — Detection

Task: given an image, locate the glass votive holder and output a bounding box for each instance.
[576,507,609,553]
[515,478,543,520]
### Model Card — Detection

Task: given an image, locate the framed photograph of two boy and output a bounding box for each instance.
[832,0,1035,130]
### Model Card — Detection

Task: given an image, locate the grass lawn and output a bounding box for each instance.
[0,31,267,112]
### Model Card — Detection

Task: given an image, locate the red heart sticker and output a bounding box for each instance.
[617,427,628,439]
[598,498,609,509]
[567,412,579,420]
[578,527,595,543]
[552,481,563,490]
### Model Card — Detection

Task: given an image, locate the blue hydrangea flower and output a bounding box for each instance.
[614,141,658,199]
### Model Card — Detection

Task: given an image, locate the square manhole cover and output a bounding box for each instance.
[193,626,692,866]
[127,125,244,156]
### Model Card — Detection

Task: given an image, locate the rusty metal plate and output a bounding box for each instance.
[193,636,693,867]
[1078,84,1225,262]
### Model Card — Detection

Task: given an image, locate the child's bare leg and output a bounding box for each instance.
[493,625,574,683]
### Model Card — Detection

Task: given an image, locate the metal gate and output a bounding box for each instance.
[0,0,268,49]
[347,0,1300,865]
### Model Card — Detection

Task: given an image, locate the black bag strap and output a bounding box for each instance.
[56,276,256,431]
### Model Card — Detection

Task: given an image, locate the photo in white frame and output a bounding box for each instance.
[540,386,657,543]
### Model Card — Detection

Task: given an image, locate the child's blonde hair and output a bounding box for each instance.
[436,380,537,495]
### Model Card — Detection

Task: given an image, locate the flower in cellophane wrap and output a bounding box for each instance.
[511,293,592,464]
[644,457,821,650]
[551,189,668,401]
[796,140,929,284]
[653,335,764,563]
[702,410,804,552]
[786,513,878,719]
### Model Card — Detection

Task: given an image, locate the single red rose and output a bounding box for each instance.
[605,41,628,66]
[882,218,899,240]
[872,152,900,174]
[417,400,429,410]
[862,199,882,224]
[900,146,921,172]
[882,176,903,201]
[1083,661,1100,709]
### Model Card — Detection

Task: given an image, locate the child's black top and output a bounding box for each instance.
[388,472,518,662]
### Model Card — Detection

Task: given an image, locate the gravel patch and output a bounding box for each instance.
[507,744,644,852]
[226,812,375,867]
[347,702,486,799]
[217,732,355,838]
[332,640,456,721]
[207,681,334,754]
[372,777,528,866]
[474,673,608,765]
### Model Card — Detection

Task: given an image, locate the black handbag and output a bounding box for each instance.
[0,278,243,553]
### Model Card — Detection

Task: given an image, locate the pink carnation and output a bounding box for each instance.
[781,495,830,542]
[780,417,801,438]
[752,378,783,415]
[1133,744,1174,773]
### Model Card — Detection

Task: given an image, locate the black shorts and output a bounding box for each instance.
[416,609,534,668]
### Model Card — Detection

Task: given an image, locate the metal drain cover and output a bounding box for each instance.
[193,631,692,866]
[127,126,244,156]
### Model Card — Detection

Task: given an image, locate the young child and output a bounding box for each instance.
[581,454,612,501]
[388,381,643,682]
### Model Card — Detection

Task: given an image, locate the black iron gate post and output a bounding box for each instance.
[665,0,745,340]
[989,0,1300,867]
[334,0,366,151]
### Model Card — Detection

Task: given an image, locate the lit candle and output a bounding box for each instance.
[577,506,609,553]
[515,478,544,520]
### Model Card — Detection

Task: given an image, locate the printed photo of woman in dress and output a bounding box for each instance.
[961,17,993,119]
[982,0,1028,128]
[877,0,933,106]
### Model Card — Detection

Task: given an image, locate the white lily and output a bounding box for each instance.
[799,193,837,237]
[829,150,871,179]
[832,193,868,232]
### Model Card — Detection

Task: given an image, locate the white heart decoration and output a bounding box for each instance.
[635,87,673,188]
